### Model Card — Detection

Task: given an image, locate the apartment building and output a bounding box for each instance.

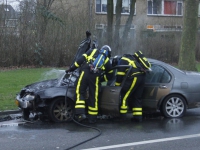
[90,0,200,58]
[54,0,190,35]
[95,0,186,31]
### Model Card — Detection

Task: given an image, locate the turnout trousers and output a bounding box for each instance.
[120,74,145,119]
[74,69,100,120]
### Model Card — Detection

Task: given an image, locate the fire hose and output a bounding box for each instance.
[64,72,102,150]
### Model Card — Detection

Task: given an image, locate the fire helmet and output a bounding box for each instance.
[112,55,121,67]
[101,45,111,57]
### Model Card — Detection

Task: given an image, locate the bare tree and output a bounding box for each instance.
[178,0,199,71]
[106,0,113,46]
[0,0,93,67]
[122,0,135,38]
[122,0,136,49]
[107,0,136,54]
[34,0,55,66]
[113,0,122,54]
[36,0,55,43]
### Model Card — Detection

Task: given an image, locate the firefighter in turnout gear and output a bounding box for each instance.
[67,45,113,123]
[115,51,151,122]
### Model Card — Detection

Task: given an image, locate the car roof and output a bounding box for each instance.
[148,58,166,64]
[148,58,185,74]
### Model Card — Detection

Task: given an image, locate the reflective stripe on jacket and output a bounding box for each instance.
[115,56,144,86]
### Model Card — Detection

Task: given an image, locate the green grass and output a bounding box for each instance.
[196,63,200,72]
[0,67,65,111]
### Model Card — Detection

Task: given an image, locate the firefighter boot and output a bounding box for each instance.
[74,114,87,122]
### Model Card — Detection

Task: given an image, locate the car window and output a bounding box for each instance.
[145,64,171,83]
[160,70,171,83]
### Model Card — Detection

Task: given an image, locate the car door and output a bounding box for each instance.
[99,65,132,116]
[142,64,173,111]
[99,86,122,116]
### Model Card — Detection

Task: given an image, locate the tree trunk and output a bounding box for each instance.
[122,0,136,39]
[178,0,199,71]
[37,0,55,44]
[106,0,113,46]
[114,0,122,55]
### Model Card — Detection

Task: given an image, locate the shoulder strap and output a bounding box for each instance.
[121,57,137,68]
[87,49,97,62]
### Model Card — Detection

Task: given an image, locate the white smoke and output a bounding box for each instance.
[40,69,65,81]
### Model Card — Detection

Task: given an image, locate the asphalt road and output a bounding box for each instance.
[0,109,200,150]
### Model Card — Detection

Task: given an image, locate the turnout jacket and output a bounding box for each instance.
[70,48,113,82]
[115,54,145,86]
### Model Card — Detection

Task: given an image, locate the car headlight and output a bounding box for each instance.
[23,95,35,101]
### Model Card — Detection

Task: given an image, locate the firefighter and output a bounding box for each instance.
[66,45,113,123]
[115,51,151,122]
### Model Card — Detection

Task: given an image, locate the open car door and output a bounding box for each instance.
[70,35,91,67]
[99,65,133,117]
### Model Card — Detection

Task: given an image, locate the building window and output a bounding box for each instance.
[96,0,107,13]
[5,19,18,27]
[148,0,162,14]
[177,2,182,15]
[96,0,135,14]
[121,0,130,13]
[4,8,9,11]
[147,0,183,16]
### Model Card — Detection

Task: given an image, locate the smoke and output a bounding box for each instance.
[40,69,65,81]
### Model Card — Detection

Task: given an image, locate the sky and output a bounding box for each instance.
[0,0,21,10]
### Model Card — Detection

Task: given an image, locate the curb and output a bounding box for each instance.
[0,109,21,116]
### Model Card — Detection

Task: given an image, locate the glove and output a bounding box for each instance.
[86,31,91,38]
[65,68,72,73]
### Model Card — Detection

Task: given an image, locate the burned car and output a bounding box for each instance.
[15,59,200,122]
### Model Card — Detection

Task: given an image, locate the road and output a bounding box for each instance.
[0,109,200,150]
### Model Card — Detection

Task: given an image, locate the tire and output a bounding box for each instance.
[48,97,74,123]
[161,94,186,118]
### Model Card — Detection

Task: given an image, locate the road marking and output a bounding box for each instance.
[0,121,26,128]
[0,123,19,127]
[82,133,200,150]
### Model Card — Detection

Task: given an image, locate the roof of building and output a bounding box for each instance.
[0,4,18,19]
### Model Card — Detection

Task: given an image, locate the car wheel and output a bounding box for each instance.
[161,94,186,118]
[48,97,74,123]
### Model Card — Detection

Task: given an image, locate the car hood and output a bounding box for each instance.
[22,79,60,93]
[20,70,79,94]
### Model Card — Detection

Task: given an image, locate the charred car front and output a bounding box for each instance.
[15,70,77,122]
